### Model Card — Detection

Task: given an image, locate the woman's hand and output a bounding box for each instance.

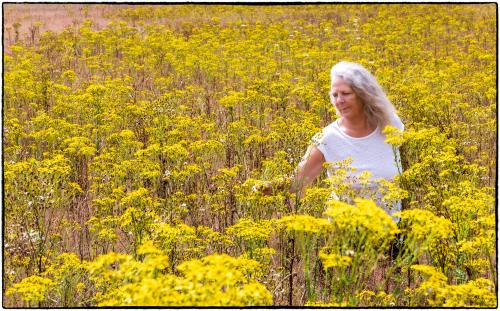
[253,178,290,196]
[253,181,273,195]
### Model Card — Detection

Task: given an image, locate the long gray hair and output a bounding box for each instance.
[330,61,396,128]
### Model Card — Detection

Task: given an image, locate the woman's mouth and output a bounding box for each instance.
[339,107,349,113]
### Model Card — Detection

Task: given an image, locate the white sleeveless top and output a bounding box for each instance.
[317,114,404,180]
[315,114,404,216]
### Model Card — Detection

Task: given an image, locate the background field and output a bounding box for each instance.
[3,3,497,307]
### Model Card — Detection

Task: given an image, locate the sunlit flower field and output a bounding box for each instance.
[3,4,496,307]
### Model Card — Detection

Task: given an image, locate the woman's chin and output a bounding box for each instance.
[339,111,351,117]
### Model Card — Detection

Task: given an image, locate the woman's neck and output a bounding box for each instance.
[338,116,376,138]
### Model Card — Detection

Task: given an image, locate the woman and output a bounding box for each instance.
[263,61,404,216]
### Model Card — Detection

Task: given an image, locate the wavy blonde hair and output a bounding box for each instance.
[330,61,396,128]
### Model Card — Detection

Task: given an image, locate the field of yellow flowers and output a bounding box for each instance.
[3,4,496,307]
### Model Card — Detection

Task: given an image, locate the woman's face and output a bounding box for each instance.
[330,77,364,120]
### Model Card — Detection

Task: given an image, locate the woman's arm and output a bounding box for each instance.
[290,146,326,196]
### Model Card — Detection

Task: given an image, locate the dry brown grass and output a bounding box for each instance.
[3,4,123,48]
